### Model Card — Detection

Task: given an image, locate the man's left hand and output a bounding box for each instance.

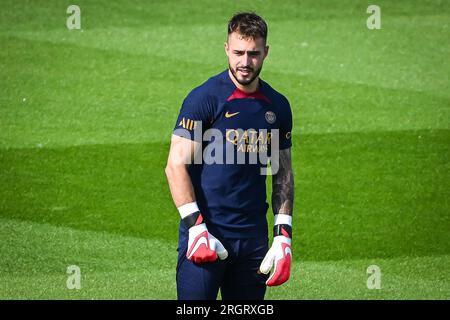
[259,235,292,286]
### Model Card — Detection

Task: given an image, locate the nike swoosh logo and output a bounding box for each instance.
[188,236,209,259]
[225,111,240,118]
[284,247,292,257]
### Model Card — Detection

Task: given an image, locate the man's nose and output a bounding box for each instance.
[242,53,251,66]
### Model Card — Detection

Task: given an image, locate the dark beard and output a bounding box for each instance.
[229,64,262,86]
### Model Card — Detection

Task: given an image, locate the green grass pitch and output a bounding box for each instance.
[0,0,449,299]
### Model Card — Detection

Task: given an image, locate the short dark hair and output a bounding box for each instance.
[227,12,268,42]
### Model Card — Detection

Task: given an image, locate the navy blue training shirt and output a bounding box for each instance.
[173,70,292,239]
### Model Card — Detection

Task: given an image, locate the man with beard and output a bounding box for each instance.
[165,12,294,300]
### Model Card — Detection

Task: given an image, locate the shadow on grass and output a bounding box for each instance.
[0,129,449,261]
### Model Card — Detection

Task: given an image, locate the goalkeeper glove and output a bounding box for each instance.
[178,202,228,264]
[259,213,292,286]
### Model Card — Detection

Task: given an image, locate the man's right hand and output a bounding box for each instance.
[187,222,228,263]
[177,202,228,264]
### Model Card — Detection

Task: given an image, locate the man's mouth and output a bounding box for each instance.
[238,68,252,76]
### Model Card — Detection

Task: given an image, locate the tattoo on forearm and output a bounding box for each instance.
[272,149,294,216]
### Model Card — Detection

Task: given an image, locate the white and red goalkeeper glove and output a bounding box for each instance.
[259,214,292,286]
[179,202,228,264]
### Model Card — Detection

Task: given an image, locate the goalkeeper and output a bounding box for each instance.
[165,12,294,300]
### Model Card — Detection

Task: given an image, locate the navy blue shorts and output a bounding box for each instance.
[176,231,269,300]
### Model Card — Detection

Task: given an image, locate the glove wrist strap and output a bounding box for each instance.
[178,202,204,229]
[273,224,292,239]
[182,210,204,229]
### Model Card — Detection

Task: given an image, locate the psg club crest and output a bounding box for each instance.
[265,111,276,124]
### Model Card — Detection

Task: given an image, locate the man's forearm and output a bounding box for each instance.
[165,165,196,208]
[272,149,294,216]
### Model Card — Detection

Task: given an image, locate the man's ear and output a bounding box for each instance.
[224,41,229,57]
[264,45,269,58]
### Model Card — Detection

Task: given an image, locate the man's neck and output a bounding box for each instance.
[228,69,259,93]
